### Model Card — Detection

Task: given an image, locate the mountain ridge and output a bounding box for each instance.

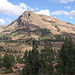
[0,11,75,40]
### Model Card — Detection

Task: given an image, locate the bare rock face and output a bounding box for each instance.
[0,11,75,40]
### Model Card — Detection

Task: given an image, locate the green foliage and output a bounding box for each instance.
[7,48,10,52]
[22,40,55,75]
[3,30,11,32]
[16,55,20,62]
[12,28,26,36]
[0,46,4,50]
[19,58,24,64]
[58,37,75,75]
[2,33,12,37]
[0,46,6,52]
[39,35,52,40]
[19,50,21,54]
[4,40,17,43]
[54,34,64,41]
[0,36,75,75]
[0,55,3,68]
[2,68,13,74]
[3,53,15,69]
[5,48,17,53]
[13,50,17,53]
[54,34,61,40]
[39,28,51,36]
[22,40,41,75]
[41,42,55,75]
[22,38,75,75]
[37,27,52,40]
[25,38,32,44]
[4,29,21,37]
[55,25,60,32]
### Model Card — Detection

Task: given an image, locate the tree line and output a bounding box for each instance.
[22,37,75,75]
[0,37,75,75]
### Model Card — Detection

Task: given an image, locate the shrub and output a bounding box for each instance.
[39,28,51,36]
[55,25,60,32]
[2,68,13,74]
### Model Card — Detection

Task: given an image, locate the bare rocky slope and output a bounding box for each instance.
[0,11,75,41]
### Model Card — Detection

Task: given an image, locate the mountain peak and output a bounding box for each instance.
[21,11,37,18]
[23,11,35,14]
[1,11,75,40]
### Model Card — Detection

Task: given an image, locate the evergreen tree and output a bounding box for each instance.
[58,37,75,75]
[41,42,55,75]
[16,55,20,63]
[23,50,28,64]
[0,55,3,68]
[3,53,15,69]
[19,58,24,64]
[22,40,41,75]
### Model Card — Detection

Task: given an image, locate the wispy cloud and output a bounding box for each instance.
[0,0,34,16]
[48,0,75,3]
[64,6,71,9]
[60,0,75,3]
[51,10,75,16]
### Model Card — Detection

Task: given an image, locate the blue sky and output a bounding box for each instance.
[0,0,75,26]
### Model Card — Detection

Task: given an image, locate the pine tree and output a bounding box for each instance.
[23,50,28,64]
[22,40,41,75]
[0,55,3,68]
[3,53,15,69]
[58,37,75,75]
[41,42,55,75]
